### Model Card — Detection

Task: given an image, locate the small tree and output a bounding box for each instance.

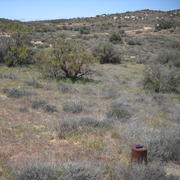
[41,38,95,80]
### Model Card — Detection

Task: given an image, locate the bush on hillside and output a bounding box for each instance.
[143,64,180,93]
[93,42,121,64]
[0,37,11,64]
[155,50,180,68]
[79,26,90,34]
[109,32,122,44]
[3,32,32,67]
[155,19,176,31]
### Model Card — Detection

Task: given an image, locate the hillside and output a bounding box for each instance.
[0,9,180,180]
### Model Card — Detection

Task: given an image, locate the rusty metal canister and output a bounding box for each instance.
[131,144,147,163]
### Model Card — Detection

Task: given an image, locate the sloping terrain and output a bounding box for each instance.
[0,9,180,180]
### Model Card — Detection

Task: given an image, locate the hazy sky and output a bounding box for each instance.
[0,0,179,21]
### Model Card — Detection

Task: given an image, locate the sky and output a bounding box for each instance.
[0,0,180,21]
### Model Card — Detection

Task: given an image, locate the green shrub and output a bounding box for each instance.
[3,32,32,67]
[93,42,121,64]
[40,38,95,80]
[143,64,180,93]
[109,32,122,44]
[0,37,11,64]
[155,19,176,31]
[79,26,90,34]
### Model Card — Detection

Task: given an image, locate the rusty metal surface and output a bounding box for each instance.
[131,144,147,163]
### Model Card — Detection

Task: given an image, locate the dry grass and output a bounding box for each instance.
[0,62,179,179]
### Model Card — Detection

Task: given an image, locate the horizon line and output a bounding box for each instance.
[0,8,179,23]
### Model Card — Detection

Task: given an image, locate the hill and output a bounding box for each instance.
[0,9,180,180]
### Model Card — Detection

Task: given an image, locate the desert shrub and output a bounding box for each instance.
[55,119,79,139]
[143,64,180,93]
[93,42,121,64]
[25,78,43,88]
[55,117,112,139]
[63,101,83,113]
[121,119,180,163]
[106,102,131,122]
[167,104,180,123]
[57,82,77,93]
[147,126,180,163]
[109,32,122,44]
[62,161,102,180]
[155,19,176,31]
[4,32,32,67]
[12,161,103,180]
[155,50,180,68]
[43,104,58,113]
[121,119,157,145]
[31,100,58,113]
[31,100,47,109]
[0,72,17,80]
[39,38,95,80]
[19,107,29,113]
[79,26,90,34]
[79,117,112,129]
[12,163,58,180]
[102,88,118,99]
[115,163,179,180]
[3,88,36,98]
[126,38,142,45]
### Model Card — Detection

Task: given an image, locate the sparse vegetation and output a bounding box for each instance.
[3,88,37,98]
[63,100,83,113]
[25,78,43,88]
[12,161,103,180]
[1,9,180,180]
[147,126,180,163]
[115,163,179,180]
